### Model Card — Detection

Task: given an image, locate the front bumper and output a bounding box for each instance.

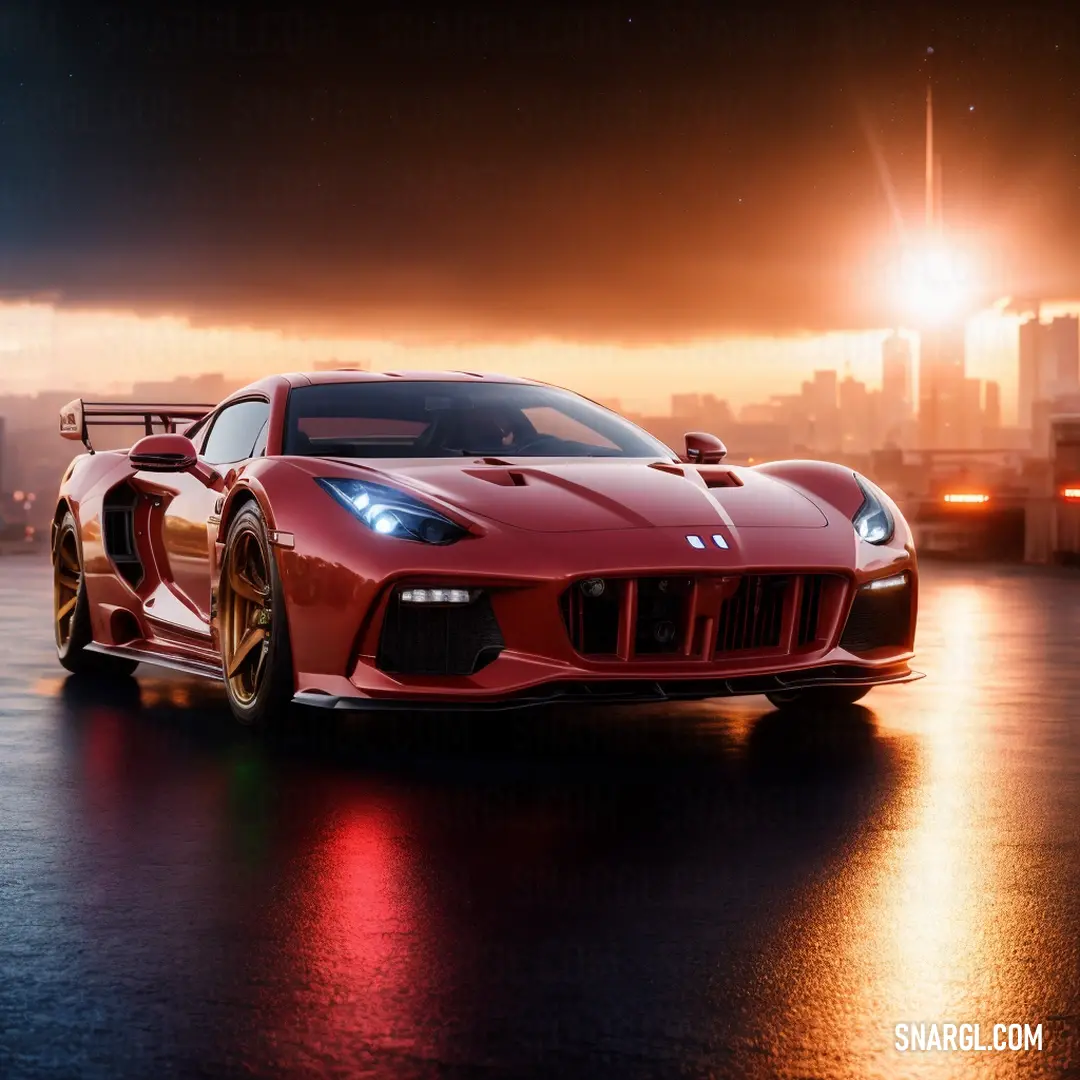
[279,520,918,707]
[294,660,924,711]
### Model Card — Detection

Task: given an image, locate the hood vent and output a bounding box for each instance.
[698,468,743,489]
[466,468,528,487]
[648,462,685,477]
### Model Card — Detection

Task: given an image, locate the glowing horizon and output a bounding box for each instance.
[2,297,1076,426]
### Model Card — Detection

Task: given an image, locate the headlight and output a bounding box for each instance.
[851,473,894,545]
[317,478,467,544]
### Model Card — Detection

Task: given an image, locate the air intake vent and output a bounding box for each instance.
[840,576,913,654]
[377,593,504,675]
[102,483,144,588]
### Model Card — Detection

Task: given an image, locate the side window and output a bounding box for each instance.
[180,414,212,450]
[201,400,271,466]
[251,418,269,458]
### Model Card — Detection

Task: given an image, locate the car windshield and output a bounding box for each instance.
[284,381,676,459]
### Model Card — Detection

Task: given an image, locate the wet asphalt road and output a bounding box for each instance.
[1,556,1079,1079]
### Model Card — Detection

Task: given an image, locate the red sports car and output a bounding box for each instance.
[52,371,921,725]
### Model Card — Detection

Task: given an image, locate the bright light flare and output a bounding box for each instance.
[1062,487,1080,501]
[943,493,990,505]
[894,243,975,324]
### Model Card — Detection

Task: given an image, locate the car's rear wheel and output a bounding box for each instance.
[53,510,139,677]
[765,685,872,710]
[218,502,295,727]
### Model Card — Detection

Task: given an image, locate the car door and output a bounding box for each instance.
[157,397,271,625]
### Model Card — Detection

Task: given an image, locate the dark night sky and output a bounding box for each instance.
[2,0,1079,341]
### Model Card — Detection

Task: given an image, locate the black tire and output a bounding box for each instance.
[217,502,295,727]
[765,685,872,710]
[53,510,139,678]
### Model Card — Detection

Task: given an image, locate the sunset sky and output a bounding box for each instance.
[2,1,1079,423]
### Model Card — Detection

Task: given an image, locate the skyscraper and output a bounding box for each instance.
[802,370,840,450]
[1043,315,1080,397]
[1018,311,1080,435]
[881,331,912,439]
[914,83,970,450]
[918,324,967,448]
[984,381,1001,430]
[1018,311,1041,432]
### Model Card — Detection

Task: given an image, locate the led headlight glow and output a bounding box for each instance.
[317,478,467,544]
[400,588,471,604]
[864,572,907,591]
[851,474,895,545]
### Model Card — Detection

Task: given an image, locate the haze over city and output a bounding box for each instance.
[4,2,1080,419]
[0,300,1029,418]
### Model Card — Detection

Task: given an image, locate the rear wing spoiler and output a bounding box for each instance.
[59,399,216,454]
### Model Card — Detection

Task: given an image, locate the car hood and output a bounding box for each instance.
[329,459,829,532]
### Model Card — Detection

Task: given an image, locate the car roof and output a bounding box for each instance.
[280,370,542,388]
[215,370,572,412]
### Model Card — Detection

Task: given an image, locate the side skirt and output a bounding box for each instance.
[84,642,224,682]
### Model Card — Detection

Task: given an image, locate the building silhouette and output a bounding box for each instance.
[881,331,913,443]
[1018,308,1080,451]
[913,83,978,450]
[983,381,1001,446]
[918,323,968,448]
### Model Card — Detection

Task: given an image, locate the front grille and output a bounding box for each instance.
[797,574,826,647]
[560,582,621,655]
[377,593,505,676]
[839,577,913,654]
[716,575,788,651]
[635,576,695,654]
[560,573,835,662]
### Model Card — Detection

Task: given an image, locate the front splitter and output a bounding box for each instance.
[293,664,924,713]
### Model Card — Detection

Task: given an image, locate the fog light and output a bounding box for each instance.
[400,588,472,604]
[864,573,907,592]
[580,578,606,598]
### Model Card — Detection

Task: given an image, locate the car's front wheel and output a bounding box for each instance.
[53,510,139,678]
[765,685,872,710]
[217,502,295,727]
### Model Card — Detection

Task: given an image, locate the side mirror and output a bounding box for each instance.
[130,434,224,491]
[129,433,198,472]
[684,431,727,464]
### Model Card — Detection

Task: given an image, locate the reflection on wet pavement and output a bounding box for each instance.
[1,557,1078,1078]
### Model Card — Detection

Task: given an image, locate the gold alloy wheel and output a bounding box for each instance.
[220,526,273,705]
[54,528,82,649]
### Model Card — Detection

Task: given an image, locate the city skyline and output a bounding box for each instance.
[0,295,1057,422]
